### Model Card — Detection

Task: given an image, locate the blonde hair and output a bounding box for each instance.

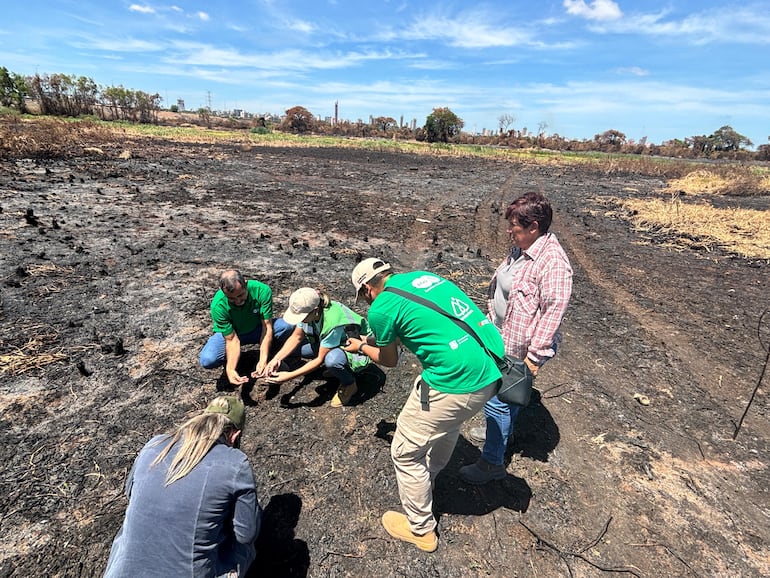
[151,399,236,486]
[318,290,331,309]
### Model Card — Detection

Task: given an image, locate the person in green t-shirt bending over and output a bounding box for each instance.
[199,270,293,387]
[343,258,503,553]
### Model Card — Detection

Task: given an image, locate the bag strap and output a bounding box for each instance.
[383,286,503,364]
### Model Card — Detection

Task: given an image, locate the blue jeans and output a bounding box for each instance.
[199,318,294,369]
[480,396,520,466]
[481,350,554,465]
[299,343,356,386]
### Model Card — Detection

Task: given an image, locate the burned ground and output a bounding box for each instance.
[1,133,769,577]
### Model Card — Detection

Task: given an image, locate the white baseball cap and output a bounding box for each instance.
[351,257,392,293]
[282,287,320,324]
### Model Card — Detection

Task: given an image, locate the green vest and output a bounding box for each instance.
[307,301,371,372]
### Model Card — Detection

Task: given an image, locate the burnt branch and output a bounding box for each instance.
[520,517,642,577]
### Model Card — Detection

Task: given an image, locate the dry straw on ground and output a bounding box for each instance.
[619,196,770,259]
[0,336,67,375]
[617,169,770,259]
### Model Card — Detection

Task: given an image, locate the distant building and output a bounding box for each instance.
[176,99,185,112]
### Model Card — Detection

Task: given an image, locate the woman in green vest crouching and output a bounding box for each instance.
[264,287,371,407]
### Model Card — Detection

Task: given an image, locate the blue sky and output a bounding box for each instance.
[2,0,769,146]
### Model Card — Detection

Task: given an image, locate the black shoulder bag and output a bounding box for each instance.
[383,286,533,407]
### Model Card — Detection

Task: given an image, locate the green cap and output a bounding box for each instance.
[204,395,245,430]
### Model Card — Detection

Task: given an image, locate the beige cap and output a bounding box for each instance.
[351,257,392,293]
[282,287,320,324]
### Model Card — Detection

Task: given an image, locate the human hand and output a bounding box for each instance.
[342,338,363,353]
[252,360,268,378]
[268,358,286,374]
[523,357,539,377]
[264,371,289,384]
[227,369,249,386]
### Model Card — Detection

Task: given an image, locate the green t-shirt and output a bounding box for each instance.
[367,271,503,393]
[210,280,273,336]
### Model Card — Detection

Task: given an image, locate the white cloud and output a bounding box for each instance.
[563,0,622,22]
[575,5,770,45]
[165,42,420,71]
[409,59,458,71]
[616,66,649,77]
[287,19,315,33]
[196,12,210,21]
[129,4,155,15]
[72,36,163,53]
[404,10,536,48]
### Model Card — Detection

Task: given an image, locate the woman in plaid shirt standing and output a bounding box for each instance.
[459,191,573,484]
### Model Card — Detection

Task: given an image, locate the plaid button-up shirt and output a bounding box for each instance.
[487,233,573,364]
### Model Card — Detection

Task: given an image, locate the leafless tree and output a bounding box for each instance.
[498,113,516,134]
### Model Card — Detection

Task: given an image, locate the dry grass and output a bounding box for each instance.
[0,116,127,157]
[615,167,770,259]
[0,337,68,375]
[615,195,770,259]
[665,168,770,197]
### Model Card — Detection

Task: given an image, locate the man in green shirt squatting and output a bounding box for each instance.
[343,258,503,552]
[199,270,293,388]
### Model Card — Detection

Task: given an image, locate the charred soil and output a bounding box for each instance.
[1,132,769,577]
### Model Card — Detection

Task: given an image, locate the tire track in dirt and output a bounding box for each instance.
[471,173,517,258]
[553,212,714,396]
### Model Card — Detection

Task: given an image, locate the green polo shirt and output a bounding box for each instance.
[210,280,273,336]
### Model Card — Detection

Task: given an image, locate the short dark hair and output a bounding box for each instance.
[505,192,553,234]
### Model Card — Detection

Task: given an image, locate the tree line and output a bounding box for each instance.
[278,105,767,161]
[1,68,161,122]
[2,67,767,161]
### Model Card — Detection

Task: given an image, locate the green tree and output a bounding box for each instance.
[101,85,133,120]
[73,75,99,115]
[283,105,315,133]
[29,73,98,116]
[710,125,752,151]
[135,90,161,123]
[686,134,714,156]
[197,107,211,128]
[424,107,463,143]
[0,67,28,111]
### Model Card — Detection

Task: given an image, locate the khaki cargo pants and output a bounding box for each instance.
[390,376,498,534]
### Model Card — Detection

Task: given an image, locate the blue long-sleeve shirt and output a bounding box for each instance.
[104,435,261,577]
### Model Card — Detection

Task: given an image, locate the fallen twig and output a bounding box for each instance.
[575,516,612,554]
[520,517,642,577]
[629,542,699,576]
[318,550,365,564]
[268,476,301,490]
[733,307,770,439]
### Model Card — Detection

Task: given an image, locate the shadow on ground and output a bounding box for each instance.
[250,493,310,578]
